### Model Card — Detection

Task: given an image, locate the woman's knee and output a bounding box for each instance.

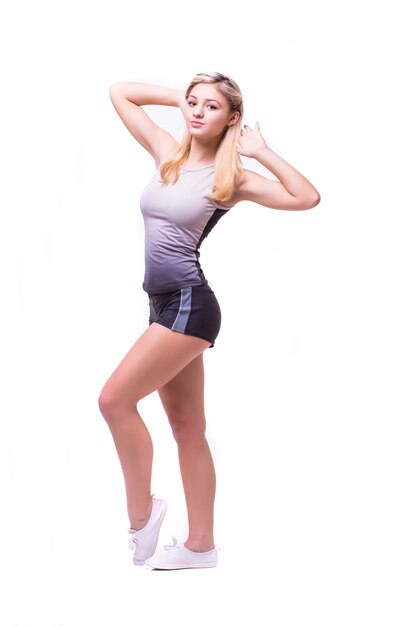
[167,408,206,445]
[98,382,132,424]
[98,384,115,422]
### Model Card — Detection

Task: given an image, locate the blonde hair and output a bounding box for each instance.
[159,72,244,203]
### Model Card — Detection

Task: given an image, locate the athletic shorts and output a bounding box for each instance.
[148,282,221,348]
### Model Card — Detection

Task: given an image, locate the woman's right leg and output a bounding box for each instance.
[98,322,210,530]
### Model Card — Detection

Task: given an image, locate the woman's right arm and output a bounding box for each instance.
[109,82,185,164]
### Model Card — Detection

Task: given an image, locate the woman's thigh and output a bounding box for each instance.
[99,323,210,412]
[157,352,206,436]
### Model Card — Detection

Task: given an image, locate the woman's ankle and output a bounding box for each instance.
[129,496,153,531]
[184,537,215,552]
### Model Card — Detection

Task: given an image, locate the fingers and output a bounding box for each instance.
[241,122,261,133]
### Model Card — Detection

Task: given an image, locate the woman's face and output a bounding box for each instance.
[183,83,239,139]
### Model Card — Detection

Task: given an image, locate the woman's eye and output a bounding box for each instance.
[187,101,217,110]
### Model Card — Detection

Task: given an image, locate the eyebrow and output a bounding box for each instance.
[188,95,222,105]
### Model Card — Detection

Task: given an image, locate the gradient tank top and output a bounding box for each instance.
[139,164,230,295]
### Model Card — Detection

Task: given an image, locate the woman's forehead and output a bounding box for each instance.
[189,83,225,103]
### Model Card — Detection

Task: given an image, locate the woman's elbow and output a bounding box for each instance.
[109,82,125,96]
[305,193,321,209]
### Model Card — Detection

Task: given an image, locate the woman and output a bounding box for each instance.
[98,72,320,570]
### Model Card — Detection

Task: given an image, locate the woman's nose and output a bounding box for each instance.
[193,106,204,118]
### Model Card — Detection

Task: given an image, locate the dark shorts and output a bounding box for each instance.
[148,282,222,348]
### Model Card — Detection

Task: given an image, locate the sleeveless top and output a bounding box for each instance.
[139,164,230,295]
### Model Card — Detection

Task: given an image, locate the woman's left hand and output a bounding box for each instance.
[236,122,268,158]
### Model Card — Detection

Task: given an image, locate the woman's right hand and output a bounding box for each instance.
[179,93,188,118]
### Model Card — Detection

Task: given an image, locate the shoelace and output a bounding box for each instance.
[128,530,138,551]
[163,535,180,551]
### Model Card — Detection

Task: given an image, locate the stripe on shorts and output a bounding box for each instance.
[171,287,192,333]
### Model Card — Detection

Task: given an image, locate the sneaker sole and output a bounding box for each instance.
[133,500,168,566]
[145,560,217,570]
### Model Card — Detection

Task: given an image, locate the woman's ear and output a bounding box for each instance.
[227,111,240,127]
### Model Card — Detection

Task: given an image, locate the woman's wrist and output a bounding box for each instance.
[252,145,272,161]
[177,91,186,109]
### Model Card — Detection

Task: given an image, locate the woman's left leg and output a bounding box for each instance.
[158,352,216,552]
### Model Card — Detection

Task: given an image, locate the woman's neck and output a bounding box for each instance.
[185,138,220,168]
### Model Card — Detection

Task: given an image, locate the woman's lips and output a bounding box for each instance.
[190,121,204,127]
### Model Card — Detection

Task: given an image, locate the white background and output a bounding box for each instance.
[1,1,416,624]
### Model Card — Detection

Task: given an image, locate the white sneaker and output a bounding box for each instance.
[128,497,167,565]
[145,535,218,570]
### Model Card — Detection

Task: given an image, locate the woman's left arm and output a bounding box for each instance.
[235,123,321,211]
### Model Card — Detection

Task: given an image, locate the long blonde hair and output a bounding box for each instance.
[159,72,244,203]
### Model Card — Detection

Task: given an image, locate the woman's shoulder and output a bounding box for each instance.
[234,167,264,190]
[214,168,254,209]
